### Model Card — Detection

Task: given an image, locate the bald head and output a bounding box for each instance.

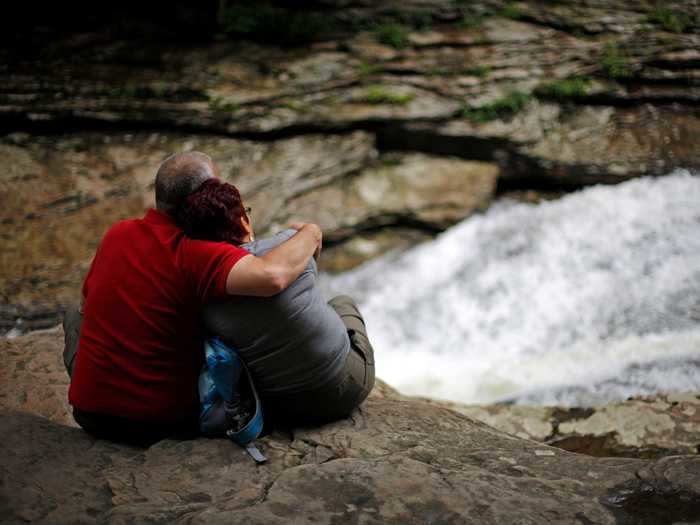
[155,151,216,214]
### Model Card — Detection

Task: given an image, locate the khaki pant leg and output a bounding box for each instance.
[328,295,366,333]
[328,295,375,397]
[62,305,82,378]
[328,295,374,364]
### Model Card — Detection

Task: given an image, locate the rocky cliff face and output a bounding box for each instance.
[2,329,700,524]
[1,0,698,330]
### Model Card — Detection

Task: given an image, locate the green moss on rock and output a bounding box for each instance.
[535,77,592,100]
[361,86,414,105]
[600,43,633,79]
[462,90,531,122]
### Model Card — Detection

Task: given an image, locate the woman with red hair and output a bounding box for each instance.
[177,179,375,426]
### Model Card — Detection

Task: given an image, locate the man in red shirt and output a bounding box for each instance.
[63,151,322,445]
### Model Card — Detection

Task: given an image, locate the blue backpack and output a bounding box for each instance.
[198,337,266,462]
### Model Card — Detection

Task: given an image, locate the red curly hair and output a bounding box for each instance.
[176,179,249,246]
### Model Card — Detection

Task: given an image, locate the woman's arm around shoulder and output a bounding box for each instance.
[225,223,322,297]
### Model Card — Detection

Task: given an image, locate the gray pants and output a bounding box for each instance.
[62,305,82,378]
[263,295,376,425]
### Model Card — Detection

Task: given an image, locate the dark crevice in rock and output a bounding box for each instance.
[323,217,445,247]
[507,14,609,37]
[257,476,279,506]
[646,58,700,71]
[628,73,700,88]
[547,434,672,460]
[579,91,700,107]
[550,407,595,424]
[375,124,652,192]
[496,160,686,193]
[0,111,451,143]
[495,173,600,193]
[575,512,597,525]
[0,112,223,138]
[531,85,700,107]
[603,479,700,525]
[0,305,65,336]
[376,123,513,161]
[409,40,499,50]
[547,433,619,458]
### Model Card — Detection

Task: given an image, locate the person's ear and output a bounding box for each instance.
[241,212,254,240]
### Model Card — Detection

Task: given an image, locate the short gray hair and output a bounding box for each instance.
[154,151,215,214]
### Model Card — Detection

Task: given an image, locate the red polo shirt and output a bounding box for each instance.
[68,209,249,422]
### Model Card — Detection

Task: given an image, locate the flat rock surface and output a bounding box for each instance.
[3,386,700,524]
[3,403,700,525]
[2,329,700,524]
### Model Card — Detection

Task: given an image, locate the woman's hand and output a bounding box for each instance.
[287,221,307,231]
[287,222,322,260]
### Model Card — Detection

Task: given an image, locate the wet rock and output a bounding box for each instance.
[286,153,498,239]
[447,393,700,458]
[439,402,555,441]
[321,228,433,273]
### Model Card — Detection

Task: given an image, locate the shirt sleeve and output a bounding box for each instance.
[181,239,250,303]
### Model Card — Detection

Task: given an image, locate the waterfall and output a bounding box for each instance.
[322,170,700,406]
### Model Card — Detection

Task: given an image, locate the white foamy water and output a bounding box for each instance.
[322,171,700,406]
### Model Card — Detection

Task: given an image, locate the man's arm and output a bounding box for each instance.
[225,223,322,297]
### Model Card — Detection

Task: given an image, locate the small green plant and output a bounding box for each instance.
[465,65,492,77]
[402,10,433,31]
[375,22,411,49]
[361,86,414,105]
[149,81,170,98]
[208,96,239,113]
[358,61,382,77]
[600,43,633,79]
[112,84,139,98]
[534,77,592,100]
[462,90,531,122]
[498,2,524,20]
[284,100,305,112]
[379,156,403,167]
[461,14,486,29]
[647,6,693,33]
[217,2,327,46]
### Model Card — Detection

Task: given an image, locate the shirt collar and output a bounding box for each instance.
[144,208,177,226]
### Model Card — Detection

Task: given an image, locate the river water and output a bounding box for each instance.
[322,170,700,406]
